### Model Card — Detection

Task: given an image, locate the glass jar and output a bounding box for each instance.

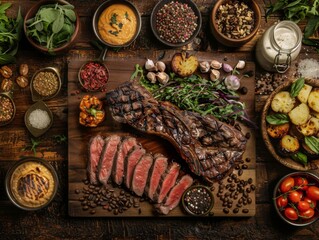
[256,21,302,73]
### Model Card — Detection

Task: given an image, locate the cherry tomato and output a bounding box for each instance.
[276,196,288,209]
[284,207,298,221]
[297,200,310,212]
[288,191,302,203]
[304,197,317,209]
[280,177,295,193]
[294,177,309,191]
[306,186,319,201]
[300,208,315,219]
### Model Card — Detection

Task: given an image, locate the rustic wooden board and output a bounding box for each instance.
[68,51,256,217]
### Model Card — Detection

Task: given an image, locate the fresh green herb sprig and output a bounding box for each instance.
[0,3,23,64]
[26,3,76,53]
[21,138,41,156]
[53,134,67,144]
[266,0,319,50]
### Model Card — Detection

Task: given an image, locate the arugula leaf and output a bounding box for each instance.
[266,113,290,125]
[290,77,305,97]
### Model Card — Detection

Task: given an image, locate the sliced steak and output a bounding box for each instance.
[112,137,138,185]
[124,145,146,189]
[156,174,194,215]
[155,162,180,204]
[105,81,247,181]
[145,153,168,201]
[97,135,122,186]
[87,135,105,184]
[131,153,154,196]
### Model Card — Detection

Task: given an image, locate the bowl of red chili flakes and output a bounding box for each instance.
[78,61,109,92]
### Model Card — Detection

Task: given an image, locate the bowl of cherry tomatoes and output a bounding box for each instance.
[273,172,319,226]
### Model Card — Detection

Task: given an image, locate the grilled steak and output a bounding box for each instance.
[145,153,168,201]
[155,162,180,204]
[156,174,194,214]
[106,81,247,181]
[98,135,121,186]
[131,153,154,196]
[87,135,105,184]
[112,137,138,185]
[124,145,146,189]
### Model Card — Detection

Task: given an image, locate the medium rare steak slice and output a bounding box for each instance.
[155,162,180,204]
[112,137,138,185]
[105,81,247,181]
[97,135,122,186]
[124,145,146,189]
[131,154,154,196]
[145,153,168,201]
[156,174,193,215]
[87,135,105,184]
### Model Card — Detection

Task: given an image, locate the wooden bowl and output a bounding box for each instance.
[24,0,80,55]
[210,0,261,47]
[261,79,319,171]
[150,0,202,48]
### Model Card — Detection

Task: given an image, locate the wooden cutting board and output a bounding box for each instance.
[68,51,256,217]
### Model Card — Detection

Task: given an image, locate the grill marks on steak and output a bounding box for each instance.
[87,134,193,214]
[106,81,247,181]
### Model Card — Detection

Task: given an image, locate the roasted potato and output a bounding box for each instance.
[267,123,290,138]
[288,103,310,125]
[311,111,319,118]
[278,135,300,156]
[271,91,295,113]
[297,84,312,103]
[297,117,319,136]
[308,88,319,112]
[171,52,198,77]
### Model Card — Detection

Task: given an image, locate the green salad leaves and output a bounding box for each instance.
[26,3,76,53]
[0,2,23,64]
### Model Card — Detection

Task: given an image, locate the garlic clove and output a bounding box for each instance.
[145,59,157,71]
[199,61,210,73]
[210,60,222,70]
[156,72,170,85]
[222,63,233,73]
[235,60,246,70]
[155,61,166,72]
[210,69,220,81]
[146,72,157,83]
[224,75,240,91]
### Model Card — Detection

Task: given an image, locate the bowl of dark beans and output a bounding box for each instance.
[210,0,261,47]
[150,0,202,47]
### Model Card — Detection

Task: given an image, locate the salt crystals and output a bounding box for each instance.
[298,58,319,79]
[29,109,51,129]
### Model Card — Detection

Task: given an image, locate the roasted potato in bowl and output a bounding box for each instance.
[262,78,319,170]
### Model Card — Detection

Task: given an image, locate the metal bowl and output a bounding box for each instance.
[150,0,202,48]
[0,92,16,127]
[5,157,59,211]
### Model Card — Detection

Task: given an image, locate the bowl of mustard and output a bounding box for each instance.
[92,0,141,54]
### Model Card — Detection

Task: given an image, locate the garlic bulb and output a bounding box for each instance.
[145,59,157,71]
[210,60,222,70]
[146,72,157,83]
[199,61,210,73]
[210,69,220,81]
[224,75,240,91]
[156,61,166,72]
[156,72,169,85]
[235,60,246,70]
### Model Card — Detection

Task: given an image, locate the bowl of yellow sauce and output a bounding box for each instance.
[93,0,141,48]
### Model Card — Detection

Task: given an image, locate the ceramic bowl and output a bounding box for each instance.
[25,100,53,137]
[273,172,319,226]
[182,185,214,216]
[261,78,319,171]
[210,0,261,47]
[30,67,61,102]
[0,92,16,127]
[24,0,80,55]
[5,157,59,211]
[150,0,202,47]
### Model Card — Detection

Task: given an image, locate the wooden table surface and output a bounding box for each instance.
[1,0,319,239]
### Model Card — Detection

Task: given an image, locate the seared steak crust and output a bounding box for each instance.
[106,81,247,181]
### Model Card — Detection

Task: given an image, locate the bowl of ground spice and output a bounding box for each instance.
[210,0,261,47]
[30,67,61,102]
[150,0,202,47]
[0,93,16,126]
[24,101,53,137]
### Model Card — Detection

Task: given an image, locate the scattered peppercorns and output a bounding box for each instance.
[156,1,198,44]
[255,73,286,95]
[183,186,213,215]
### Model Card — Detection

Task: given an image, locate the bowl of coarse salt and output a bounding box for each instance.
[24,101,53,137]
